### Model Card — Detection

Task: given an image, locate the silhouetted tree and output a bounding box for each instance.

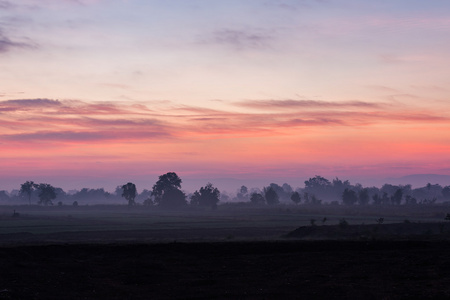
[372,194,381,205]
[304,175,339,202]
[122,182,137,206]
[290,191,301,205]
[303,192,310,204]
[19,181,36,205]
[250,192,265,205]
[405,195,417,205]
[71,188,111,204]
[391,189,403,205]
[159,188,186,209]
[442,186,450,200]
[310,195,322,205]
[142,197,154,206]
[342,188,357,205]
[236,185,249,201]
[0,191,10,203]
[282,183,293,194]
[358,188,370,206]
[304,176,331,189]
[36,183,56,206]
[190,183,220,209]
[381,192,390,205]
[264,186,279,205]
[152,172,182,205]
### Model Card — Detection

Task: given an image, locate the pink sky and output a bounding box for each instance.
[1,0,450,192]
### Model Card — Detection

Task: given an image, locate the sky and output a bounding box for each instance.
[1,0,450,192]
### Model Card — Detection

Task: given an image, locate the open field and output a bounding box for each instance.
[0,204,449,243]
[1,204,450,299]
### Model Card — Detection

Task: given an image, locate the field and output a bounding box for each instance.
[1,204,450,299]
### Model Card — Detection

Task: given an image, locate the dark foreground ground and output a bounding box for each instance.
[1,240,450,299]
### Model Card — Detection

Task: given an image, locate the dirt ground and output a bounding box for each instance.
[1,239,450,299]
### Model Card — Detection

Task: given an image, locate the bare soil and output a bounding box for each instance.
[1,224,450,299]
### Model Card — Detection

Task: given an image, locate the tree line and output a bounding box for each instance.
[1,173,450,208]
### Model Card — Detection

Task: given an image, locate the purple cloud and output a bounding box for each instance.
[0,1,14,9]
[0,29,37,53]
[234,99,384,110]
[203,28,274,50]
[1,130,170,142]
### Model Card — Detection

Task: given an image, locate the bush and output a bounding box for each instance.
[339,218,349,229]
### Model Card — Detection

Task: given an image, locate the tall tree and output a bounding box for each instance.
[358,188,370,206]
[290,191,301,205]
[122,182,137,206]
[152,173,181,202]
[20,181,36,205]
[391,189,403,205]
[443,186,450,200]
[264,186,279,205]
[342,188,357,205]
[152,172,186,208]
[36,184,56,206]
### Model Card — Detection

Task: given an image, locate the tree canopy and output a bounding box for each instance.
[36,183,57,206]
[264,186,279,205]
[290,191,301,205]
[342,188,357,205]
[19,181,36,205]
[152,172,186,208]
[122,182,137,206]
[190,183,220,209]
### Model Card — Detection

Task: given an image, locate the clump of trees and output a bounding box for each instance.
[190,183,220,209]
[19,182,57,206]
[2,174,449,208]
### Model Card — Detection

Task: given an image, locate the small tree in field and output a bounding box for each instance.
[122,182,137,206]
[20,181,36,205]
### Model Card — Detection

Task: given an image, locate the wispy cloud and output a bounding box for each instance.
[0,98,448,144]
[2,130,170,142]
[14,0,101,8]
[202,28,274,50]
[0,29,37,53]
[263,0,329,11]
[234,99,384,110]
[0,1,14,9]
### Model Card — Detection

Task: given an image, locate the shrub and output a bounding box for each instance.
[339,218,349,229]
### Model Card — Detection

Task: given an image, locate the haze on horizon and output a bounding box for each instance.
[1,0,449,192]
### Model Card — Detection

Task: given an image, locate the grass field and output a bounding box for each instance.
[0,203,448,243]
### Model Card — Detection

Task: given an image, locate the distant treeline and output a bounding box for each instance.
[1,173,450,208]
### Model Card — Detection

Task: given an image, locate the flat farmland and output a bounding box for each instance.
[0,204,448,244]
[1,204,450,299]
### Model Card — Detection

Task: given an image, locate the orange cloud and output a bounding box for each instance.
[0,98,449,184]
